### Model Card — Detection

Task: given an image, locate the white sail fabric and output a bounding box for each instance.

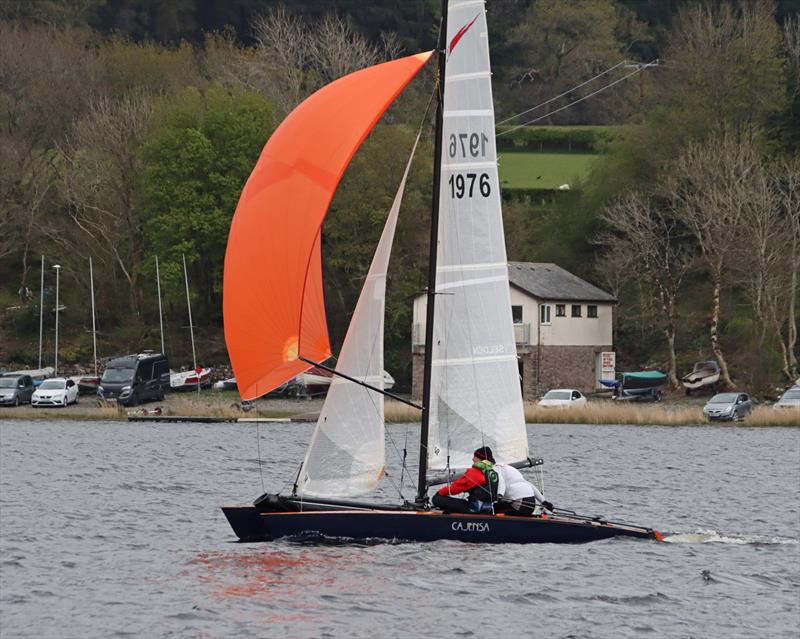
[297,136,420,498]
[427,0,528,471]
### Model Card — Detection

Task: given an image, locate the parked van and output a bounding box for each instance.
[98,352,170,406]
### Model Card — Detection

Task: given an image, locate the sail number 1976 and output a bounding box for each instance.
[447,132,492,199]
[449,173,490,199]
[449,133,489,159]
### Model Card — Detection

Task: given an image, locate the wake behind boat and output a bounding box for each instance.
[220,0,661,545]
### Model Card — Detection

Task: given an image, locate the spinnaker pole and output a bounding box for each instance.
[417,0,448,503]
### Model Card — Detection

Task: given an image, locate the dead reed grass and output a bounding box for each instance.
[159,395,299,419]
[525,402,702,425]
[747,406,800,426]
[1,402,123,421]
[385,399,799,426]
[2,395,796,426]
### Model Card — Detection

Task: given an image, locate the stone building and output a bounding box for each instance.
[411,262,616,400]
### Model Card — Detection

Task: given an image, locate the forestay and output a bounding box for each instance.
[427,0,528,471]
[297,137,421,498]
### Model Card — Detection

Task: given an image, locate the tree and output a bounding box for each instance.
[579,0,786,209]
[766,157,800,381]
[668,130,768,389]
[766,15,800,153]
[649,0,783,152]
[224,8,402,117]
[498,0,649,124]
[140,83,275,318]
[0,22,98,287]
[599,191,693,387]
[58,92,155,317]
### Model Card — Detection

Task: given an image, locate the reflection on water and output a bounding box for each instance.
[1,420,798,638]
[192,550,346,600]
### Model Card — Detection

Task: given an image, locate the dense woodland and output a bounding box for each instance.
[0,0,798,394]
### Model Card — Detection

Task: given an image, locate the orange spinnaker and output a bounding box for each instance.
[224,51,433,400]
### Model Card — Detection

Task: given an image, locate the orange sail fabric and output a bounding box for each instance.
[224,51,432,400]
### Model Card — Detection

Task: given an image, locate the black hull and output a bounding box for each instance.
[222,503,661,544]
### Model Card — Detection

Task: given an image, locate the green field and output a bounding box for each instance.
[498,151,598,190]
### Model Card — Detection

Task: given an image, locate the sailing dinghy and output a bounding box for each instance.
[222,0,661,544]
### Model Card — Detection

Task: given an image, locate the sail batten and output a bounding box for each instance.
[224,52,432,401]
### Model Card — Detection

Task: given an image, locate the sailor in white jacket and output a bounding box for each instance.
[494,462,554,516]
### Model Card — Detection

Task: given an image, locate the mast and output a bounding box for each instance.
[89,257,98,378]
[38,255,44,370]
[417,0,448,502]
[53,263,61,376]
[182,253,200,397]
[155,256,165,355]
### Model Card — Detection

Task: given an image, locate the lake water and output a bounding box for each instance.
[1,419,798,638]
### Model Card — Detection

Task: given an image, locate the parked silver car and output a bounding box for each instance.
[774,386,800,410]
[0,374,35,406]
[703,392,752,422]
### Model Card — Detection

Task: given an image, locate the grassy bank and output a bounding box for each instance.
[498,151,597,189]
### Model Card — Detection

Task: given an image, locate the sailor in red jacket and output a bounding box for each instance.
[431,446,500,514]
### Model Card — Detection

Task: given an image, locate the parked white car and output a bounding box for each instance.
[538,389,587,408]
[31,377,79,407]
[774,386,800,410]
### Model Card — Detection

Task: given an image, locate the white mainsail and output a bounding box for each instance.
[297,137,420,498]
[427,0,529,471]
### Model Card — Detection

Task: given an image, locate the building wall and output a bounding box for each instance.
[522,345,612,398]
[415,290,613,347]
[412,345,610,401]
[412,352,424,400]
[411,281,615,400]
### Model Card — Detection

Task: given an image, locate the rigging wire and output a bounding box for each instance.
[496,59,628,127]
[497,60,658,138]
[255,405,265,494]
[380,89,439,501]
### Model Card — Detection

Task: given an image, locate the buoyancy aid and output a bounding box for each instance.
[467,460,500,503]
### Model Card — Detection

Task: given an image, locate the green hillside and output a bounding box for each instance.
[498,151,598,190]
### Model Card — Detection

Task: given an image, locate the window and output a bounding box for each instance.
[555,304,565,317]
[540,304,551,325]
[137,361,153,381]
[587,305,598,318]
[154,360,169,379]
[511,305,523,324]
[571,304,582,317]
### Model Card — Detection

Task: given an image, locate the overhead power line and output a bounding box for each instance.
[497,59,659,137]
[496,59,628,127]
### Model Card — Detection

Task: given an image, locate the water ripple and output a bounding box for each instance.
[1,419,798,638]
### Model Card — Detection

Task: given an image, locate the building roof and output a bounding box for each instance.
[508,262,617,303]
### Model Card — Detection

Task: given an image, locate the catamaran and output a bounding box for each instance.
[221,0,661,544]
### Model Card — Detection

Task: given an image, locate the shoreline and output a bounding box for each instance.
[1,392,797,426]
